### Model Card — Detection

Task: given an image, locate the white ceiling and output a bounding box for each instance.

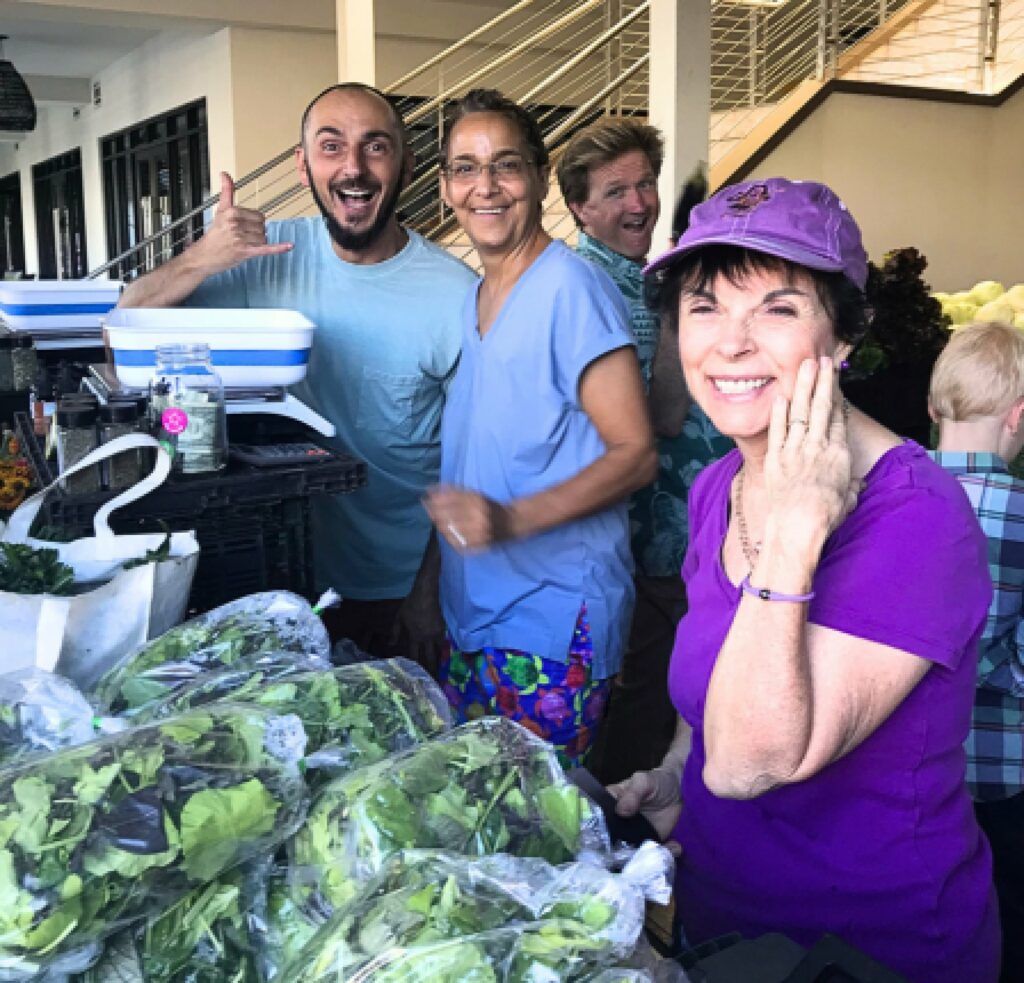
[0,17,163,79]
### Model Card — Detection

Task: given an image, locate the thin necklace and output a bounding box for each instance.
[734,466,760,570]
[733,398,853,571]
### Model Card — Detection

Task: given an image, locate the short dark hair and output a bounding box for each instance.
[299,83,407,151]
[646,245,869,347]
[557,119,664,225]
[440,88,548,169]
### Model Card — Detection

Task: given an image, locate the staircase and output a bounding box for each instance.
[710,0,1024,189]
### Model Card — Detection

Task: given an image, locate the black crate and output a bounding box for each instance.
[14,412,367,613]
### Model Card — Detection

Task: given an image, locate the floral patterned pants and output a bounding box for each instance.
[438,604,611,769]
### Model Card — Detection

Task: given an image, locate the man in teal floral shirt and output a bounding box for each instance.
[558,120,732,782]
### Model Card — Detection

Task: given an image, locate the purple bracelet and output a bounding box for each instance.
[739,573,815,604]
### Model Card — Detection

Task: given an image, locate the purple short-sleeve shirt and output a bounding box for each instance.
[670,442,1000,983]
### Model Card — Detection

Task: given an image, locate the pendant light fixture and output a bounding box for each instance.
[0,36,37,132]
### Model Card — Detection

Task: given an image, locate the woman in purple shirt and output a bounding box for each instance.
[611,178,999,982]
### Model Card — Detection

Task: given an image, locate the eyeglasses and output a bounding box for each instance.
[442,155,534,184]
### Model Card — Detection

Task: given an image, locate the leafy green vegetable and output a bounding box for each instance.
[276,850,643,982]
[180,780,279,880]
[288,718,606,920]
[136,658,451,788]
[76,864,264,983]
[121,530,172,571]
[92,591,331,713]
[0,704,308,978]
[0,543,75,595]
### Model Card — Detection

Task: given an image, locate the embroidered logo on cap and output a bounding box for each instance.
[725,183,771,214]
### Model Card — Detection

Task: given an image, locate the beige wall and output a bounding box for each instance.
[227,27,337,176]
[745,88,1024,292]
[0,24,336,275]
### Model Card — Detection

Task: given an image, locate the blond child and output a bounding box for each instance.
[928,319,1024,983]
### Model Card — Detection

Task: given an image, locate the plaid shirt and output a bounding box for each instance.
[929,451,1024,800]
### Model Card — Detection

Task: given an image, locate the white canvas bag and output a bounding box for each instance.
[0,434,200,690]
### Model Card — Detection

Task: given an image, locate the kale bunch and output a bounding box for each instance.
[852,246,950,375]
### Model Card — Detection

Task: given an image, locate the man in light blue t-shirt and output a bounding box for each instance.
[119,83,477,666]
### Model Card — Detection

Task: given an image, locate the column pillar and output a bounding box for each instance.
[648,0,711,250]
[336,0,376,84]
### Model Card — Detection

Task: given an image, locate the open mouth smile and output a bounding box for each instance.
[711,376,772,395]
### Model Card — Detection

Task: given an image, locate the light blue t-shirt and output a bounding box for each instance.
[439,241,635,679]
[186,219,477,600]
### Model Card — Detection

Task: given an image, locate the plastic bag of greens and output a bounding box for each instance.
[127,653,328,724]
[136,658,452,784]
[276,848,662,982]
[257,865,321,980]
[75,860,269,983]
[288,717,609,919]
[0,704,308,980]
[93,591,331,713]
[0,670,124,767]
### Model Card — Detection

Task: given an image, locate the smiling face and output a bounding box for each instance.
[676,264,852,446]
[440,112,548,259]
[296,87,411,259]
[568,149,659,261]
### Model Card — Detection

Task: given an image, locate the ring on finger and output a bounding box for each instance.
[446,522,468,548]
[788,418,809,429]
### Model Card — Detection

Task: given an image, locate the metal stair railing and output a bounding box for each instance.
[710,0,1020,177]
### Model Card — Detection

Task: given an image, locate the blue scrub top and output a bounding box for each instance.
[439,241,636,679]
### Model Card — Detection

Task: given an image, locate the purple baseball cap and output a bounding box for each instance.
[644,177,868,291]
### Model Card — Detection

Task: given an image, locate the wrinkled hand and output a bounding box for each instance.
[607,767,683,851]
[765,356,858,545]
[424,485,514,554]
[196,172,293,275]
[392,579,447,678]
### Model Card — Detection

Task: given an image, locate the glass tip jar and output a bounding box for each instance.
[149,342,228,474]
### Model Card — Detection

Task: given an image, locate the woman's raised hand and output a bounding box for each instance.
[765,356,858,547]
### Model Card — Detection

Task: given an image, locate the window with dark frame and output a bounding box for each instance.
[0,172,25,277]
[32,149,87,279]
[101,99,210,281]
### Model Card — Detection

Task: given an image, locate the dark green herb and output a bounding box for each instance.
[850,246,950,376]
[0,542,75,595]
[122,530,172,570]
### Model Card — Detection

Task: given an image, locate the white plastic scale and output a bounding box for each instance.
[84,363,336,438]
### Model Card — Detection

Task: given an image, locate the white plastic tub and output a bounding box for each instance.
[104,307,316,389]
[0,279,122,331]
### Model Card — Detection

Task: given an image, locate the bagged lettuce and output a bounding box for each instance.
[0,670,124,767]
[93,592,331,714]
[74,862,266,983]
[288,717,608,919]
[135,658,451,784]
[0,704,308,979]
[276,850,650,982]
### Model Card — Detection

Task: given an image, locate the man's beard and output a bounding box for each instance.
[306,165,404,253]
